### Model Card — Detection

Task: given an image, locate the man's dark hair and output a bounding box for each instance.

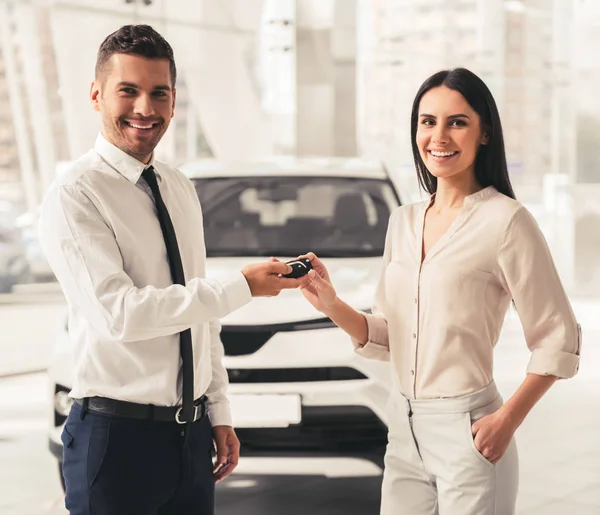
[95,24,177,86]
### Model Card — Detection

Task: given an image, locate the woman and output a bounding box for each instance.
[297,68,581,514]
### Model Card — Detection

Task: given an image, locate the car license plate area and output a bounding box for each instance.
[229,394,302,428]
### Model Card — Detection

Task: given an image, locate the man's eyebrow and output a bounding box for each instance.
[116,81,172,91]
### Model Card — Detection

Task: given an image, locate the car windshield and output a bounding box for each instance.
[193,176,400,258]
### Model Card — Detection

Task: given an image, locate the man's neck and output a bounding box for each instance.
[101,132,152,165]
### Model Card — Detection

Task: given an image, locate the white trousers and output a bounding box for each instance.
[380,381,519,515]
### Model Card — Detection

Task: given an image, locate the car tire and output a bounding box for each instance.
[58,461,66,492]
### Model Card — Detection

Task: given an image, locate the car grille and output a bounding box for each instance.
[236,406,387,452]
[228,367,367,383]
[220,330,275,356]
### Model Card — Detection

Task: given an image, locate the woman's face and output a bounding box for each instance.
[416,86,488,183]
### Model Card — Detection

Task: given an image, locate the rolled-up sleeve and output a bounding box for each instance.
[351,212,395,362]
[497,207,581,378]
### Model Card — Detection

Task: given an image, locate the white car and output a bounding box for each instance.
[0,203,30,292]
[0,226,30,293]
[17,209,56,283]
[48,158,401,485]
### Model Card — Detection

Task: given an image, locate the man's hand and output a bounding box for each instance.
[471,408,518,464]
[241,261,301,297]
[212,425,240,483]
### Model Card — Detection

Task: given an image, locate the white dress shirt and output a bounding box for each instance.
[355,186,581,399]
[39,134,252,426]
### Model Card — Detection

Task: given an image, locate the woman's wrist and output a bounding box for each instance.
[321,297,370,344]
[322,296,342,318]
[499,374,558,432]
[497,403,524,431]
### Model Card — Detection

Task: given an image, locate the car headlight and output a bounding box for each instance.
[286,308,372,331]
[223,308,374,335]
[287,317,337,331]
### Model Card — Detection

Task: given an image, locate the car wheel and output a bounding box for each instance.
[58,461,66,492]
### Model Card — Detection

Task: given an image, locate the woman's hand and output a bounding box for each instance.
[298,253,337,313]
[269,253,337,313]
[272,253,369,344]
[471,408,518,464]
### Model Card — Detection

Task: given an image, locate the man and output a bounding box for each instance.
[39,24,299,515]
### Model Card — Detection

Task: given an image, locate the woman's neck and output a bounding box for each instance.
[432,172,482,213]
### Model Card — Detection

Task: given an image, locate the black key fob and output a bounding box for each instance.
[283,258,313,278]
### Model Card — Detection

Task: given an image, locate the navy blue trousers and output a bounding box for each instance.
[61,401,214,515]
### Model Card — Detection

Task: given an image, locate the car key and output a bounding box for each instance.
[283,258,313,278]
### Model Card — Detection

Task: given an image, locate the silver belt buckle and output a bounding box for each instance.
[175,404,200,424]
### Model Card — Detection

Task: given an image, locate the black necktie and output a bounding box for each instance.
[142,166,194,424]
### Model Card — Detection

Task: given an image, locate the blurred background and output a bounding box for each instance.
[0,0,599,514]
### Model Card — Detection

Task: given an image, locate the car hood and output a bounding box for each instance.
[206,257,381,325]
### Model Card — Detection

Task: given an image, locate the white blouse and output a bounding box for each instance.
[355,186,581,399]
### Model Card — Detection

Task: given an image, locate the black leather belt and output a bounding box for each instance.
[74,395,208,424]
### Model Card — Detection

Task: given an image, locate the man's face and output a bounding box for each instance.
[90,53,175,164]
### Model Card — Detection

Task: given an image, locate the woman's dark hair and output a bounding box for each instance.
[95,25,176,87]
[410,67,515,199]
